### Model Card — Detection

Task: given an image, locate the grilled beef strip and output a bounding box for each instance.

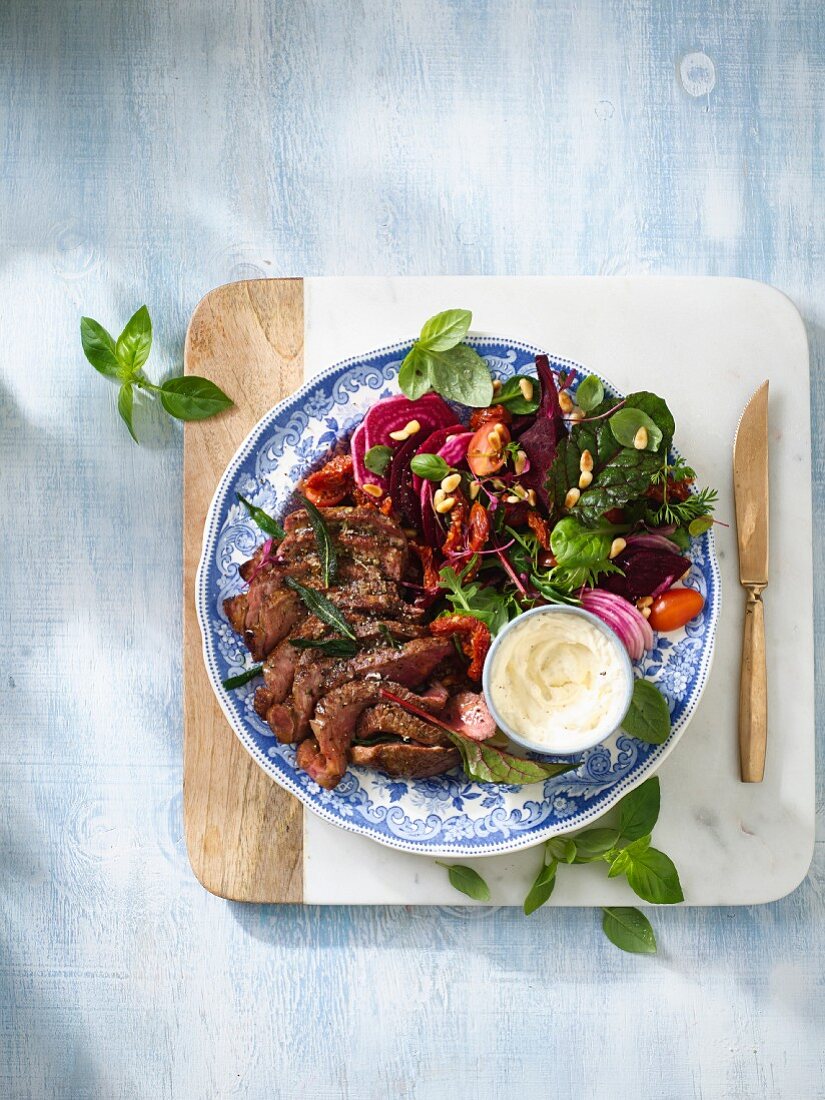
[355,704,453,747]
[349,742,461,779]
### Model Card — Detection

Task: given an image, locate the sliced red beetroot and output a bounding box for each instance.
[352,394,457,489]
[600,546,690,601]
[388,434,423,527]
[437,431,474,467]
[444,691,496,742]
[515,355,567,507]
[410,423,466,494]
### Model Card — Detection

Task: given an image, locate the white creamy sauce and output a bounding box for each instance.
[489,614,626,749]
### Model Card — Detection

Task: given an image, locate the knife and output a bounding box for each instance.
[733,380,770,782]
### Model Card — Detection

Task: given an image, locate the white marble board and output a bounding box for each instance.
[298,277,814,906]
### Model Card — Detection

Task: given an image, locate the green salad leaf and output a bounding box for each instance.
[447,733,580,786]
[364,445,393,476]
[496,374,541,414]
[609,408,663,451]
[622,680,671,745]
[575,374,604,412]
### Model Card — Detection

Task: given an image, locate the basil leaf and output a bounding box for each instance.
[284,577,357,640]
[688,515,714,537]
[622,680,671,745]
[398,345,434,400]
[447,732,580,785]
[609,408,663,452]
[497,374,540,414]
[523,859,557,915]
[222,664,263,689]
[115,304,152,373]
[624,846,684,904]
[236,493,285,539]
[289,637,359,657]
[295,493,338,588]
[618,777,660,840]
[435,862,491,902]
[117,383,138,443]
[364,445,393,476]
[410,453,452,481]
[80,316,126,380]
[570,828,620,863]
[576,448,662,525]
[425,344,494,407]
[419,308,471,352]
[545,837,577,864]
[601,907,657,954]
[607,850,631,878]
[159,376,234,421]
[575,374,604,413]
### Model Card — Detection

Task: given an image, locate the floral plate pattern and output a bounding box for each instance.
[196,338,721,856]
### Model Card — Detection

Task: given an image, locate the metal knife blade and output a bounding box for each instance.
[733,380,769,585]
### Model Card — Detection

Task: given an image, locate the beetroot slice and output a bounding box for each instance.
[353,394,457,490]
[600,546,690,600]
[410,423,466,494]
[388,434,423,527]
[515,355,566,507]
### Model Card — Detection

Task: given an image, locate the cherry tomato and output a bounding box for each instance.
[648,588,705,632]
[467,420,510,477]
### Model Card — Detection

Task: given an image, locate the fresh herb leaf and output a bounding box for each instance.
[497,374,541,414]
[576,448,662,525]
[284,577,357,640]
[222,664,263,689]
[364,445,394,476]
[439,563,521,634]
[570,828,621,862]
[601,907,657,954]
[159,376,234,421]
[117,383,138,443]
[617,777,660,841]
[289,637,359,657]
[80,316,126,380]
[294,493,338,587]
[435,862,491,902]
[236,494,285,540]
[623,845,684,904]
[622,680,671,745]
[545,837,577,864]
[447,732,580,786]
[575,374,604,412]
[425,344,494,407]
[609,408,663,452]
[688,514,714,537]
[115,305,152,374]
[378,624,402,649]
[411,454,453,481]
[418,308,471,352]
[524,859,557,915]
[655,486,718,528]
[397,345,434,400]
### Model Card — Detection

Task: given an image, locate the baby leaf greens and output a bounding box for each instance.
[622,679,671,745]
[496,374,541,414]
[609,408,662,451]
[398,309,494,407]
[80,306,233,443]
[446,733,581,785]
[575,374,604,412]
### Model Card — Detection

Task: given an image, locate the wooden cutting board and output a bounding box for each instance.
[183,278,304,902]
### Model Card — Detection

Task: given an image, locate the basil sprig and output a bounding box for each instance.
[295,493,338,588]
[80,306,233,443]
[410,454,453,481]
[283,577,357,640]
[236,493,286,540]
[601,907,657,954]
[398,309,493,407]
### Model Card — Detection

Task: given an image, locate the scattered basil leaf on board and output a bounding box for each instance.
[496,374,541,414]
[410,453,452,481]
[398,309,494,407]
[447,732,580,785]
[623,846,684,904]
[570,828,621,863]
[283,577,357,640]
[222,664,263,689]
[436,862,491,902]
[545,837,577,864]
[523,860,557,915]
[236,494,286,540]
[364,445,394,476]
[418,308,471,351]
[80,305,233,442]
[575,374,604,412]
[609,408,663,451]
[622,680,671,745]
[601,907,657,954]
[294,493,338,588]
[617,777,660,841]
[289,637,359,657]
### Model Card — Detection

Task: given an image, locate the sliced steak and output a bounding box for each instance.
[244,587,305,661]
[356,704,452,747]
[224,593,248,634]
[281,507,409,581]
[267,653,337,743]
[349,742,461,779]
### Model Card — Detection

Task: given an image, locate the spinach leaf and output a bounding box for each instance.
[295,493,338,587]
[523,859,557,915]
[601,907,657,954]
[435,862,491,902]
[364,445,393,476]
[624,391,675,450]
[236,493,286,540]
[622,680,671,745]
[623,845,684,904]
[284,577,357,640]
[617,777,661,840]
[609,408,662,451]
[575,374,604,412]
[159,376,234,421]
[497,374,540,414]
[447,732,580,786]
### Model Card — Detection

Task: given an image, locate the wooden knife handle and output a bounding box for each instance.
[739,585,767,782]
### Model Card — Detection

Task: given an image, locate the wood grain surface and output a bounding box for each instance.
[183,279,303,901]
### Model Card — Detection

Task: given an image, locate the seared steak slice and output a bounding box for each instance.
[356,704,452,746]
[281,507,409,581]
[244,587,305,661]
[224,593,248,634]
[349,742,461,779]
[267,653,336,743]
[300,680,444,789]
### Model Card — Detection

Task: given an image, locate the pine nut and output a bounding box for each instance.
[559,390,574,414]
[526,489,537,507]
[580,449,594,472]
[389,428,408,441]
[513,449,527,475]
[488,425,503,448]
[519,378,534,401]
[505,493,520,504]
[569,408,585,422]
[433,488,446,506]
[440,473,461,493]
[362,483,383,498]
[609,537,627,560]
[469,480,481,500]
[512,484,528,500]
[681,568,691,581]
[405,419,421,435]
[435,496,456,514]
[492,379,503,394]
[564,487,581,509]
[578,470,593,489]
[637,596,653,609]
[641,606,652,619]
[633,426,648,450]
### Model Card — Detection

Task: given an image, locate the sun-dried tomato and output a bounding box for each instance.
[441,496,469,556]
[300,453,354,507]
[468,404,513,431]
[526,511,552,550]
[468,502,491,554]
[645,476,693,506]
[430,614,491,681]
[410,542,441,593]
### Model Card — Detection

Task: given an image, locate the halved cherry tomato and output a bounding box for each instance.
[648,588,705,632]
[467,420,510,477]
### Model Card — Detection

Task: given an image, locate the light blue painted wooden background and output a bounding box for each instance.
[1,2,823,1097]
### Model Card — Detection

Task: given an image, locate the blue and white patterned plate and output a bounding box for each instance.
[196,338,720,857]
